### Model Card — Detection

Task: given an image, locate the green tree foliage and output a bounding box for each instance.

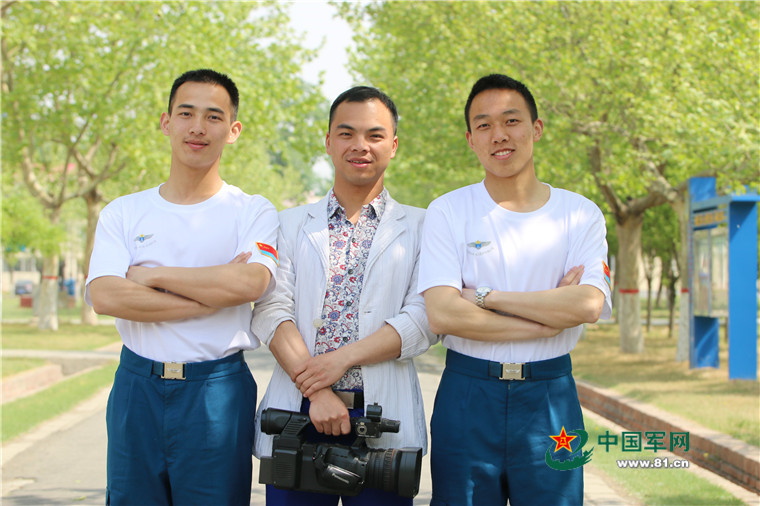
[1,186,64,259]
[340,1,757,204]
[338,0,759,352]
[2,0,327,328]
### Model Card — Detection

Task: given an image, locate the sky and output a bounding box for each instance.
[287,1,355,101]
[287,1,357,179]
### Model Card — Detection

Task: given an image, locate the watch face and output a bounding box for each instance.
[475,287,491,308]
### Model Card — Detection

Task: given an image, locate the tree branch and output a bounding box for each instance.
[1,0,20,18]
[588,141,625,221]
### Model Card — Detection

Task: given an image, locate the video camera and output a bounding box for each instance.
[258,403,422,498]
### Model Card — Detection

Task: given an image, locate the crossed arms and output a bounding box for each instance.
[89,252,272,322]
[269,319,404,436]
[423,265,606,341]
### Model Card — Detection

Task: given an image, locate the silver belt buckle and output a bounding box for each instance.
[334,391,356,409]
[500,363,525,381]
[162,362,186,380]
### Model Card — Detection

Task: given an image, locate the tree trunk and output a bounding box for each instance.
[616,214,644,353]
[645,274,653,332]
[643,254,653,332]
[37,254,59,330]
[655,266,665,308]
[80,191,101,325]
[667,265,677,338]
[672,197,690,361]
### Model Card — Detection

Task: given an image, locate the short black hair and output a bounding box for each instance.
[168,69,239,121]
[464,74,538,132]
[329,86,399,135]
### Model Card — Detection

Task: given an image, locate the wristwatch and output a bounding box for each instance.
[475,286,493,309]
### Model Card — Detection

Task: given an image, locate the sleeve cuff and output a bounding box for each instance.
[386,314,428,360]
[250,314,294,347]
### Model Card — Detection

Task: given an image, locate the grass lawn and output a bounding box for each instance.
[2,357,48,377]
[1,294,114,324]
[1,322,120,350]
[573,323,759,447]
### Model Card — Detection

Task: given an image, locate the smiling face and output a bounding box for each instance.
[325,98,398,195]
[160,81,242,175]
[465,88,543,183]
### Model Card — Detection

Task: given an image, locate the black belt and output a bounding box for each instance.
[445,349,572,381]
[119,345,245,381]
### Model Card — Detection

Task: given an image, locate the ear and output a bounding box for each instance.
[227,121,242,144]
[465,131,475,151]
[324,132,331,155]
[389,135,398,159]
[160,112,171,136]
[533,119,544,142]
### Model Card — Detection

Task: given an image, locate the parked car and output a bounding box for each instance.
[14,280,34,295]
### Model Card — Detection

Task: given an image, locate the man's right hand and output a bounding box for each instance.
[89,275,219,322]
[558,265,584,287]
[228,252,252,264]
[307,389,351,436]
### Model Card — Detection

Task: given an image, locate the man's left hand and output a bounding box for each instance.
[126,265,154,287]
[293,351,349,398]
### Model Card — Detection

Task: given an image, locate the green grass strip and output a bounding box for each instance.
[1,361,117,443]
[1,296,114,324]
[2,357,48,378]
[583,416,744,505]
[1,323,120,351]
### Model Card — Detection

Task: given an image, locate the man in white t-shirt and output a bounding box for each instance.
[418,74,612,505]
[86,69,279,505]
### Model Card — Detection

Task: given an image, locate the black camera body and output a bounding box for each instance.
[258,403,422,498]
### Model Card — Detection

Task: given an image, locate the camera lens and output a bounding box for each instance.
[365,447,422,498]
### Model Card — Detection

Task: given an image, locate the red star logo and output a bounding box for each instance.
[549,426,577,453]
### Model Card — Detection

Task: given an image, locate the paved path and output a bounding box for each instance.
[1,347,639,505]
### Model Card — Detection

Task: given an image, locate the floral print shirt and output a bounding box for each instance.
[314,189,387,390]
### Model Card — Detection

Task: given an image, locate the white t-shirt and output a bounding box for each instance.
[418,181,612,363]
[86,183,279,363]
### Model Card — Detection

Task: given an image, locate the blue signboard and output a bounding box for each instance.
[688,177,759,380]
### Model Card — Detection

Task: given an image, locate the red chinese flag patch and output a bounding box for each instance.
[603,261,611,289]
[256,242,278,265]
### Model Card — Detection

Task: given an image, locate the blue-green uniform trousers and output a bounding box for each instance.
[106,346,256,505]
[430,350,584,506]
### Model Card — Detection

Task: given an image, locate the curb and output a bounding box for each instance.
[2,346,120,404]
[2,363,64,403]
[577,379,760,496]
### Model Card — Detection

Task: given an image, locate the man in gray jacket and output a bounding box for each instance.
[251,86,436,505]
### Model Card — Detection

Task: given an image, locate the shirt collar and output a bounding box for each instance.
[327,189,388,221]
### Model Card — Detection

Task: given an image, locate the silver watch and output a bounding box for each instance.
[475,286,493,309]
